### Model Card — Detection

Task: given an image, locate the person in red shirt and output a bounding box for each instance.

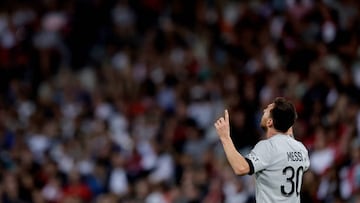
[62,169,92,202]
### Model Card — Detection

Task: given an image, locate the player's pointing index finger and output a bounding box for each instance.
[225,109,229,123]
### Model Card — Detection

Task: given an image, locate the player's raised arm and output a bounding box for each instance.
[214,110,250,175]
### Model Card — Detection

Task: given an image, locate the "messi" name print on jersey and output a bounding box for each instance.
[287,151,303,162]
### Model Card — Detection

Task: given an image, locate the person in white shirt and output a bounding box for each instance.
[214,97,310,203]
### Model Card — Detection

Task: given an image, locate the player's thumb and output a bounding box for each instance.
[225,109,229,123]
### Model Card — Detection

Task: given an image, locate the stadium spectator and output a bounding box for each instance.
[0,0,360,202]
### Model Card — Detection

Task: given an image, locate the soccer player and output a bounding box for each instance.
[214,97,310,203]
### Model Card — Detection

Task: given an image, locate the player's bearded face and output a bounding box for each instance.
[260,115,268,131]
[260,103,274,131]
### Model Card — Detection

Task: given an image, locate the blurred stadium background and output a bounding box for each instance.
[0,0,360,202]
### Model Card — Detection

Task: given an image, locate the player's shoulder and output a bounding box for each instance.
[285,135,307,148]
[285,135,309,153]
[267,134,308,152]
[294,139,309,152]
[253,138,278,152]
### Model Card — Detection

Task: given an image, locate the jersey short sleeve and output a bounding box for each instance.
[245,140,274,175]
[303,150,310,171]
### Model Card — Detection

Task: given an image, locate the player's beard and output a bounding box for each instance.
[260,116,268,132]
[260,122,268,132]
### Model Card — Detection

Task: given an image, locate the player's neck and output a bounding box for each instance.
[265,128,287,139]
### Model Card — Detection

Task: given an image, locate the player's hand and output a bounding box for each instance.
[214,110,230,139]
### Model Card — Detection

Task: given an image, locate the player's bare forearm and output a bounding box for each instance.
[215,110,250,175]
[220,136,250,175]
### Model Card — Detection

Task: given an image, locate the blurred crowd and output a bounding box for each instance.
[0,0,360,202]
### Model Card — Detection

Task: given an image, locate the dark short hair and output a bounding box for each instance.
[270,97,297,133]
